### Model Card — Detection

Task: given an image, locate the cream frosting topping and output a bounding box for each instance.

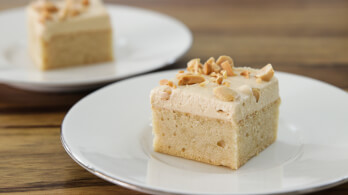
[150,67,279,122]
[27,0,111,40]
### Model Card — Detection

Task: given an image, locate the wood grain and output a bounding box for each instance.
[0,0,347,194]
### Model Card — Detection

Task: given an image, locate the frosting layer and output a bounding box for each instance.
[27,0,111,40]
[150,67,280,122]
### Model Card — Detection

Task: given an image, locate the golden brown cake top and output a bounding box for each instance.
[150,56,280,122]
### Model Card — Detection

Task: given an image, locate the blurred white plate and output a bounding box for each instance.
[61,70,348,195]
[0,5,192,92]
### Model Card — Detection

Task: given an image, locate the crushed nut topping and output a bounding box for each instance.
[34,0,58,13]
[160,79,176,88]
[159,79,169,85]
[39,10,52,23]
[213,86,238,101]
[199,80,209,87]
[203,62,213,75]
[212,63,221,73]
[178,74,205,85]
[256,64,274,81]
[187,58,202,73]
[216,55,234,67]
[81,0,90,6]
[70,9,80,16]
[223,81,231,87]
[216,75,223,85]
[203,57,215,75]
[210,72,218,77]
[220,61,235,76]
[221,70,228,79]
[33,0,91,22]
[240,70,250,79]
[252,88,260,102]
[160,87,172,100]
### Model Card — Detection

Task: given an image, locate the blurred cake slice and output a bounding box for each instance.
[27,0,113,70]
[150,56,280,169]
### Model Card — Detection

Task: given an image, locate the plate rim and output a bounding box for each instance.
[61,70,348,195]
[0,4,193,90]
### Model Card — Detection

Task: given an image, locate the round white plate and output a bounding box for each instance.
[61,70,348,195]
[0,5,192,92]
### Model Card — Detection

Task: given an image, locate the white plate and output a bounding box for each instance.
[61,70,348,195]
[0,5,192,92]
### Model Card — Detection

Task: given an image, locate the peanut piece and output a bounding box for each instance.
[221,61,236,76]
[213,86,238,101]
[39,10,52,23]
[82,0,90,6]
[216,55,234,67]
[178,75,205,85]
[212,63,221,73]
[159,79,169,85]
[203,57,215,75]
[160,87,172,100]
[256,64,274,81]
[203,62,212,75]
[252,88,260,102]
[240,70,250,79]
[187,58,202,73]
[216,75,223,85]
[223,81,231,87]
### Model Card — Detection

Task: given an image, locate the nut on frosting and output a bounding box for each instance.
[157,55,276,103]
[32,0,91,23]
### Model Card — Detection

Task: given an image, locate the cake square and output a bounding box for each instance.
[150,56,280,169]
[27,0,113,70]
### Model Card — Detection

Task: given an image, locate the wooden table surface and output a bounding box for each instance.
[1,0,347,194]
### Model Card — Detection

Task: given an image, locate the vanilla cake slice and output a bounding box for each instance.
[27,0,113,70]
[150,56,280,169]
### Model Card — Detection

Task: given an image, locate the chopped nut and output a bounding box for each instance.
[159,79,176,88]
[58,4,69,20]
[256,77,263,83]
[187,58,202,73]
[199,80,209,87]
[203,57,215,75]
[167,81,174,87]
[46,3,58,12]
[256,64,274,81]
[178,70,185,73]
[206,57,215,64]
[216,75,223,85]
[203,62,212,75]
[212,63,221,73]
[252,88,260,102]
[160,87,172,100]
[159,79,169,85]
[178,75,205,85]
[39,10,52,23]
[221,61,236,76]
[70,9,80,16]
[210,72,218,77]
[34,0,58,13]
[223,81,231,87]
[216,55,234,67]
[240,70,250,79]
[81,0,90,6]
[213,86,238,101]
[238,85,252,95]
[221,70,228,79]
